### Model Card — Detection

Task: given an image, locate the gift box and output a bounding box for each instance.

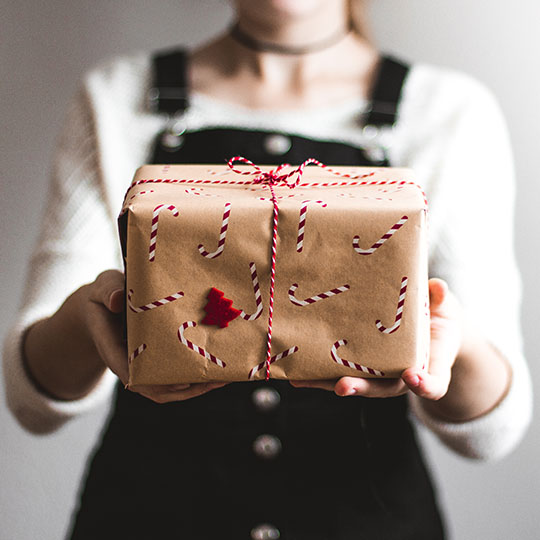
[119,161,429,386]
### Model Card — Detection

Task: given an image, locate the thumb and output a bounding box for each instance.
[429,278,449,314]
[108,288,125,314]
[88,270,125,313]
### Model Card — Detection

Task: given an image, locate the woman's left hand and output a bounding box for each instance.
[290,278,463,400]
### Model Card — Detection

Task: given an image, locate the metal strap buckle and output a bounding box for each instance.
[147,87,188,114]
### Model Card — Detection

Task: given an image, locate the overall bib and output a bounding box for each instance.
[68,50,446,540]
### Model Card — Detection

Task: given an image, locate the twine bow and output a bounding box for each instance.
[227,156,323,189]
[227,156,310,379]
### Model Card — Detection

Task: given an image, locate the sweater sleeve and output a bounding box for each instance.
[401,71,533,460]
[2,86,122,434]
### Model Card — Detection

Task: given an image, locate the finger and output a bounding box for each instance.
[334,376,408,398]
[404,330,454,400]
[419,278,462,400]
[108,288,125,313]
[429,278,462,326]
[88,270,125,313]
[402,367,450,400]
[291,377,408,398]
[290,379,336,392]
[129,383,192,392]
[166,384,192,391]
[132,382,228,403]
[428,278,448,312]
[86,302,129,384]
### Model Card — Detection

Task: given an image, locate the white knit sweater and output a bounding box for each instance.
[2,52,532,458]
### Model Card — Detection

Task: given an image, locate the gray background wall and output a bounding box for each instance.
[1,1,538,539]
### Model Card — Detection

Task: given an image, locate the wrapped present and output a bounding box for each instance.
[118,159,429,386]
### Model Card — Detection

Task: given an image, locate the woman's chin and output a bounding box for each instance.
[235,0,334,20]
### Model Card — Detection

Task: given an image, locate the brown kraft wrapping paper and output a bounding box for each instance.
[119,163,429,386]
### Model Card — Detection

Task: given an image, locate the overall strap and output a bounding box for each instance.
[364,56,409,127]
[149,49,409,125]
[148,48,189,115]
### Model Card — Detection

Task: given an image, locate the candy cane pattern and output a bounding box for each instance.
[378,186,405,194]
[184,188,220,197]
[288,283,350,307]
[375,277,408,334]
[128,343,147,365]
[238,262,263,321]
[128,190,154,201]
[353,215,408,255]
[177,321,226,368]
[119,190,155,216]
[198,202,231,259]
[259,193,305,201]
[149,204,179,262]
[127,289,184,313]
[331,340,385,376]
[207,168,229,177]
[297,200,327,252]
[248,346,299,379]
[338,192,389,202]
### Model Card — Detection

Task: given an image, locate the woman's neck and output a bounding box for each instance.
[190,2,379,110]
[230,0,351,83]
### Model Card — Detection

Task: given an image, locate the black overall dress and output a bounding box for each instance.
[68,50,446,540]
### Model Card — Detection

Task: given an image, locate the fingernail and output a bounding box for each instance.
[346,388,357,396]
[108,289,123,308]
[168,384,190,391]
[409,375,420,387]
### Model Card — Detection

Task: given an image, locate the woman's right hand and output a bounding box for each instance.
[24,270,227,404]
[83,270,229,403]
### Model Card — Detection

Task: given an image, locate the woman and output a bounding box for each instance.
[3,0,532,538]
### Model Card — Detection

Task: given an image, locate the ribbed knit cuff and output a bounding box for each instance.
[2,311,117,433]
[408,352,532,461]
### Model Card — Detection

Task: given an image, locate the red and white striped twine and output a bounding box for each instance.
[248,346,299,379]
[331,340,385,376]
[296,200,327,252]
[226,156,379,189]
[376,276,408,334]
[128,343,147,365]
[127,289,184,313]
[353,216,408,255]
[149,204,179,262]
[238,262,263,321]
[127,176,423,193]
[178,321,226,368]
[262,182,280,380]
[198,202,231,259]
[288,283,350,307]
[121,159,427,209]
